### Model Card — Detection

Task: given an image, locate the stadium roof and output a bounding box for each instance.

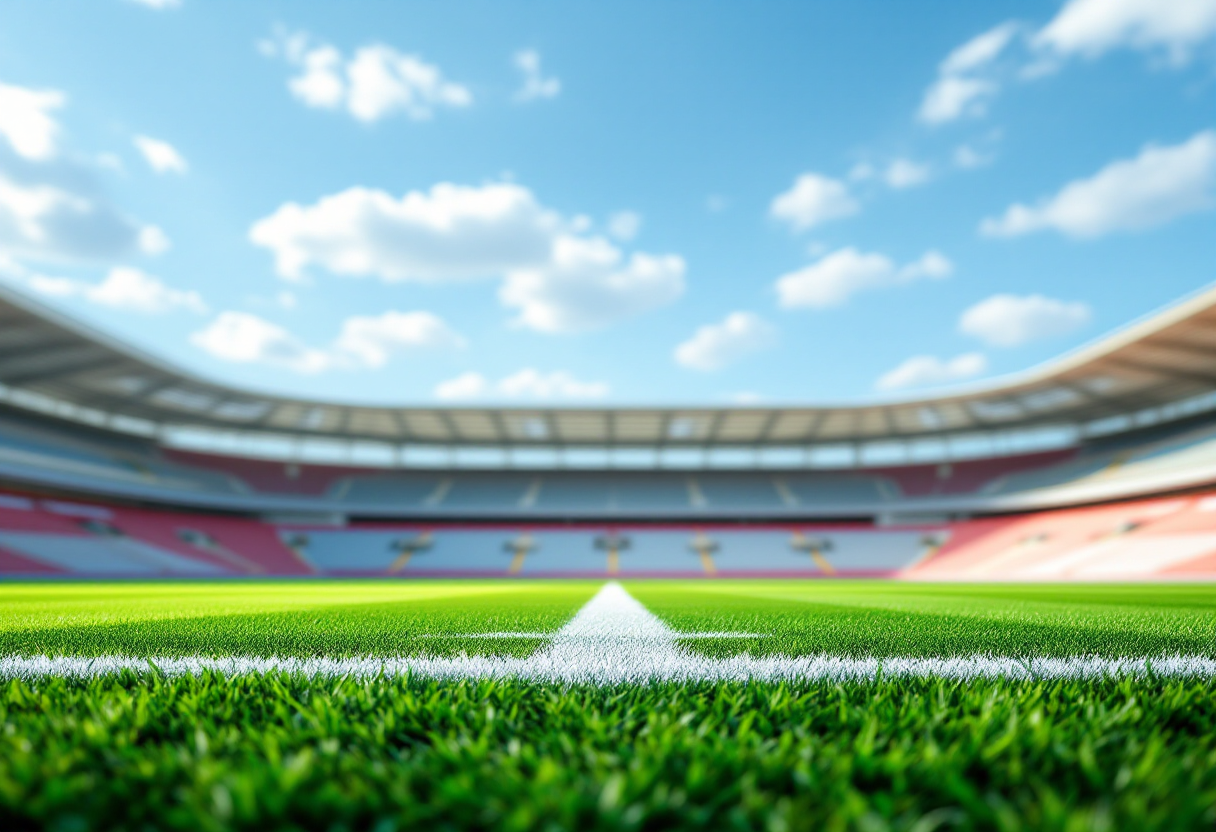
[3,282,1216,449]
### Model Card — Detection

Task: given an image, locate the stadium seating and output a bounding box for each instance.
[907,492,1216,580]
[162,449,362,496]
[4,398,1216,582]
[282,523,927,577]
[0,494,308,576]
[870,450,1077,497]
[10,406,1216,522]
[329,473,446,504]
[2,476,1215,579]
[0,413,246,498]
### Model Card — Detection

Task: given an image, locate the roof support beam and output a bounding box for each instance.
[802,409,827,442]
[1105,357,1216,387]
[756,410,781,443]
[1141,337,1216,363]
[0,354,132,387]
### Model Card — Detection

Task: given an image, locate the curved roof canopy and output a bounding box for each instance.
[2,283,1216,448]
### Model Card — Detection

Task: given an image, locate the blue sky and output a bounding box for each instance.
[0,0,1213,406]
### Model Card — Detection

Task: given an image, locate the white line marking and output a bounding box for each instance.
[2,583,1214,684]
[423,632,767,640]
[3,653,1214,684]
[427,632,551,639]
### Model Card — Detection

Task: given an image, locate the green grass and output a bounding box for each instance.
[2,579,1215,830]
[1,579,1213,659]
[631,581,1216,658]
[0,581,600,658]
[2,673,1215,831]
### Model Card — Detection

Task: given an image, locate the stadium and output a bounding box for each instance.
[3,1,1216,829]
[4,272,1216,828]
[4,281,1216,581]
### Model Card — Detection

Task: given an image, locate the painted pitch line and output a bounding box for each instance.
[424,632,768,639]
[3,583,1216,684]
[3,653,1216,684]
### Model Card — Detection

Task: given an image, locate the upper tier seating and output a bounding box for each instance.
[0,413,246,496]
[6,406,1216,518]
[163,450,362,495]
[328,473,445,504]
[780,474,893,504]
[981,422,1216,496]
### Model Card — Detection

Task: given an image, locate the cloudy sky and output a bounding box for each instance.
[0,0,1213,405]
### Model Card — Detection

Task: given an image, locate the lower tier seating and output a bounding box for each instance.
[4,485,1216,580]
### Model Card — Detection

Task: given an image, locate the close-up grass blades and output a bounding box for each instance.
[2,579,1216,830]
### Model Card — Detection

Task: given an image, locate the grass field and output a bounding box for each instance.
[2,579,1215,830]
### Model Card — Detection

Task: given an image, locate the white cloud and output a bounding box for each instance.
[289,44,345,108]
[884,158,932,189]
[126,0,182,9]
[0,170,151,264]
[1035,0,1216,64]
[347,45,472,122]
[138,225,171,255]
[250,181,561,282]
[0,83,161,268]
[133,135,188,174]
[192,312,329,373]
[331,311,465,368]
[434,371,488,400]
[251,180,683,333]
[775,247,952,309]
[981,130,1216,238]
[19,266,206,315]
[706,194,728,213]
[192,309,463,373]
[607,211,641,241]
[919,75,998,125]
[500,234,684,333]
[770,173,859,232]
[674,312,777,372]
[499,368,608,399]
[900,250,954,280]
[435,368,608,401]
[264,30,471,122]
[921,4,1215,126]
[918,22,1019,125]
[959,294,1091,347]
[876,353,988,391]
[88,266,205,314]
[941,22,1023,75]
[513,50,561,102]
[0,82,63,161]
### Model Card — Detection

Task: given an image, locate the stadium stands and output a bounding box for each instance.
[0,495,308,576]
[2,472,1215,579]
[283,524,927,577]
[9,406,1216,522]
[0,487,936,577]
[163,449,360,496]
[908,492,1216,580]
[3,283,1216,580]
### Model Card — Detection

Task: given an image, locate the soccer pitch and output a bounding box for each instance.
[2,580,1216,829]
